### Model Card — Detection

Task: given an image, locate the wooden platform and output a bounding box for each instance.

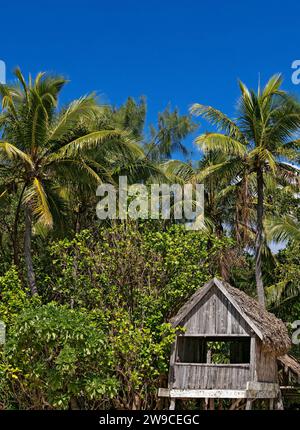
[158,382,280,399]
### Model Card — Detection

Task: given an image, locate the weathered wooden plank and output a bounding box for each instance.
[227,298,232,334]
[216,290,227,334]
[173,364,251,390]
[246,390,278,399]
[174,363,250,367]
[213,278,263,340]
[159,387,279,399]
[250,336,256,381]
[182,288,213,333]
[181,285,252,336]
[255,339,277,383]
[171,279,215,327]
[169,389,247,398]
[246,382,279,391]
[177,333,250,337]
[231,306,249,335]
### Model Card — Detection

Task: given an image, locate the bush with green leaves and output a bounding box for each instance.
[266,242,300,362]
[0,266,29,325]
[0,302,176,410]
[41,223,231,322]
[106,309,176,409]
[0,224,233,409]
[268,241,300,322]
[0,303,118,409]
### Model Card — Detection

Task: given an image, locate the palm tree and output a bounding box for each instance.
[266,215,300,242]
[191,75,300,307]
[0,69,143,295]
[161,152,239,236]
[145,106,197,161]
[265,174,300,243]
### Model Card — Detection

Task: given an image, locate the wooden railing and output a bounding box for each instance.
[173,363,250,389]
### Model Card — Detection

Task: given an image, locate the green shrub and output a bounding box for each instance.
[0,224,232,409]
[42,224,231,324]
[0,267,29,325]
[0,303,118,409]
[0,302,176,410]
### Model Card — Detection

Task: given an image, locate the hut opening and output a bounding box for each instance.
[176,336,251,364]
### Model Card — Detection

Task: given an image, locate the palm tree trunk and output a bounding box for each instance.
[24,206,38,296]
[13,184,27,267]
[255,167,265,307]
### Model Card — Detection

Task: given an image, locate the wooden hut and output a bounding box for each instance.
[159,278,291,409]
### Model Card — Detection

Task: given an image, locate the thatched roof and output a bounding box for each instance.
[278,354,300,383]
[171,277,291,356]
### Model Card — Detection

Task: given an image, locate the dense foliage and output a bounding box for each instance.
[0,70,299,409]
[0,224,231,409]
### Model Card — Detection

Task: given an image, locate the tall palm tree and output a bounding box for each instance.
[161,154,251,281]
[161,152,239,236]
[0,69,143,295]
[191,75,300,307]
[145,106,197,161]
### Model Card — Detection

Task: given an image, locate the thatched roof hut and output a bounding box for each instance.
[171,277,291,355]
[160,278,291,409]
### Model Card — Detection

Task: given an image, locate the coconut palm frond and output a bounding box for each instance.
[265,215,300,243]
[195,133,247,157]
[190,104,243,140]
[0,141,34,168]
[24,177,53,228]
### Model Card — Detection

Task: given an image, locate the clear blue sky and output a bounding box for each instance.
[1,0,300,159]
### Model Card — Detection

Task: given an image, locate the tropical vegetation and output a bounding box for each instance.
[0,69,299,409]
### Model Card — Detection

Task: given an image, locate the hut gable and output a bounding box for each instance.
[179,284,252,336]
[171,278,291,356]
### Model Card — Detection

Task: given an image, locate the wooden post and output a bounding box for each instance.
[269,398,274,410]
[204,349,212,409]
[168,342,176,388]
[169,399,176,410]
[245,399,253,410]
[168,341,176,411]
[204,398,209,410]
[275,391,284,410]
[250,336,256,381]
